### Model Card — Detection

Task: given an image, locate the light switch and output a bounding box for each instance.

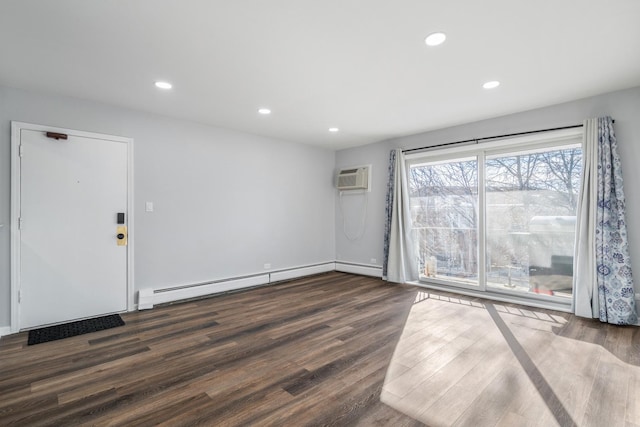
[145,202,154,212]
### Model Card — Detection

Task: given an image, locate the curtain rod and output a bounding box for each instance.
[402,120,615,154]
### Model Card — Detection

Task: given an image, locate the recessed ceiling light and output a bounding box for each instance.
[483,80,500,89]
[425,32,446,46]
[258,108,271,115]
[328,127,339,133]
[155,81,172,90]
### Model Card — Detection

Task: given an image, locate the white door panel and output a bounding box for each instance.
[20,129,128,329]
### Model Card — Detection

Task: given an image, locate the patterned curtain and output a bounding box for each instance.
[595,117,637,324]
[575,117,637,324]
[382,150,396,280]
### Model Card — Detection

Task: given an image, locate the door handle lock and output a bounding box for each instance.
[116,226,127,246]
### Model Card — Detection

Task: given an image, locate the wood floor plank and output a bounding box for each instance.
[627,373,640,426]
[1,271,638,426]
[583,359,630,427]
[415,334,523,426]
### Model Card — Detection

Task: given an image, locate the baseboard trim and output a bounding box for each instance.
[0,326,12,338]
[335,262,383,278]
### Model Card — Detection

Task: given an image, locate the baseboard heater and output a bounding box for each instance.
[334,262,383,278]
[138,262,337,309]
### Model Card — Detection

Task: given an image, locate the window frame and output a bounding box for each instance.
[405,128,583,306]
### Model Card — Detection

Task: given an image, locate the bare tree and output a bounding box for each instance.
[486,153,541,191]
[538,148,581,213]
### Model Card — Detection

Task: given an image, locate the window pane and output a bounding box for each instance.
[485,146,581,298]
[409,158,478,285]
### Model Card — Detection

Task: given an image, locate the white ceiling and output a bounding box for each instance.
[1,1,639,150]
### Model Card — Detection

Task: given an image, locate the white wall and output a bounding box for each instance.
[0,86,336,328]
[335,86,640,295]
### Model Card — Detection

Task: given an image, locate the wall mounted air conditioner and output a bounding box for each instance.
[336,166,370,191]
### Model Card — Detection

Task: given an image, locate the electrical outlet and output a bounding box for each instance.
[145,202,154,212]
[370,258,377,264]
[264,263,271,269]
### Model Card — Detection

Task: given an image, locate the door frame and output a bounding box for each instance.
[10,121,135,333]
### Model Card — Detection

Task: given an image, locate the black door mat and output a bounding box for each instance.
[27,314,125,345]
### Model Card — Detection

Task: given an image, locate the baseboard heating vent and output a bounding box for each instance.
[138,274,269,309]
[270,263,335,282]
[137,262,336,310]
[335,262,382,278]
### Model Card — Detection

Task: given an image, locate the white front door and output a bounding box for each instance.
[18,127,129,330]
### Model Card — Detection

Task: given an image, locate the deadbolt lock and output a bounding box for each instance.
[116,226,127,246]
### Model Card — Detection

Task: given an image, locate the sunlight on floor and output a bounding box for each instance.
[381,292,640,427]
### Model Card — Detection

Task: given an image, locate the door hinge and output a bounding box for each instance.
[18,217,23,230]
[18,290,21,303]
[19,144,24,157]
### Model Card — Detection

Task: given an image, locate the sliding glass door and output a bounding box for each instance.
[409,156,479,288]
[407,130,582,302]
[485,146,581,299]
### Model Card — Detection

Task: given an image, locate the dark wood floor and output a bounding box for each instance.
[1,272,639,426]
[0,272,424,426]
